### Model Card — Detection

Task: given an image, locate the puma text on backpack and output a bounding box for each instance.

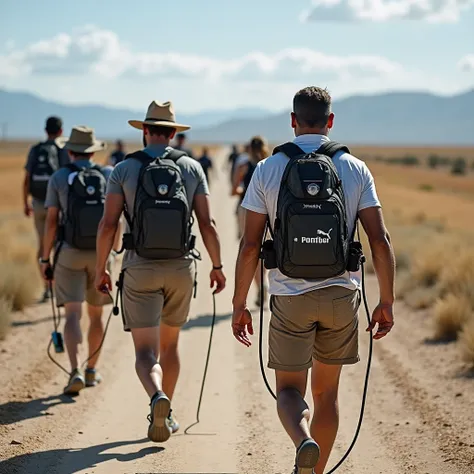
[268,141,352,280]
[123,148,194,259]
[62,164,107,250]
[29,142,61,201]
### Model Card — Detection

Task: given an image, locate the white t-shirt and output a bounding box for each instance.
[241,134,381,296]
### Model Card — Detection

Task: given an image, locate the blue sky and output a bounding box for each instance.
[1,0,473,113]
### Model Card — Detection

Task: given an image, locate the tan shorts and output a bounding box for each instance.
[54,248,111,307]
[32,200,47,244]
[121,260,194,331]
[269,286,360,371]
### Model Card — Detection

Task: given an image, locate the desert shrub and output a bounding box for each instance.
[427,154,440,169]
[419,183,434,192]
[386,155,420,166]
[433,294,472,341]
[0,297,12,340]
[0,214,42,338]
[451,157,467,175]
[460,319,474,367]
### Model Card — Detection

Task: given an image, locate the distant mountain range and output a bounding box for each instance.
[1,88,473,145]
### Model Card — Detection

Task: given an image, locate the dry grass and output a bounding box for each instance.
[0,213,42,338]
[433,295,472,341]
[0,297,12,340]
[460,320,474,367]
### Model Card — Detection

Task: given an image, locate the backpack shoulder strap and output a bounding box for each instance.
[124,151,151,163]
[272,142,305,159]
[316,141,350,158]
[163,148,187,163]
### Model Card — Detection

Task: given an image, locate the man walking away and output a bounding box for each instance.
[174,132,194,158]
[95,100,226,443]
[227,144,240,183]
[197,146,214,187]
[232,86,395,474]
[40,126,111,395]
[23,116,70,303]
[109,139,126,166]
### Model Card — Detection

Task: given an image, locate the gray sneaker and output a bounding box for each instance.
[147,391,172,443]
[63,369,85,395]
[167,409,180,434]
[85,368,102,387]
[292,439,320,474]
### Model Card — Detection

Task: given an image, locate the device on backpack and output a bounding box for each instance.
[122,148,195,259]
[60,163,107,250]
[262,141,362,279]
[29,142,62,201]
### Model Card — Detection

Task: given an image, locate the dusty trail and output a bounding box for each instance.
[1,148,473,473]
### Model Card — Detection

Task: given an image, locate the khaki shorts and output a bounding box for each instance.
[269,286,361,371]
[121,260,194,331]
[32,200,47,244]
[54,248,111,307]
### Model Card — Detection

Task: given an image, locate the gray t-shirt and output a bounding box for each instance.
[242,134,381,296]
[45,160,112,250]
[25,139,71,204]
[106,144,209,269]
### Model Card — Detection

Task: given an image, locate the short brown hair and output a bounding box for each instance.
[143,124,176,139]
[293,87,331,128]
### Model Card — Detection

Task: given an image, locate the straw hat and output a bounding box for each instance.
[64,126,106,153]
[128,100,190,132]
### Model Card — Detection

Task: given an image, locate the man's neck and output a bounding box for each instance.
[295,127,328,137]
[146,138,170,147]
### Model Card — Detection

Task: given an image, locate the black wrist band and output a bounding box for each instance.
[40,258,50,264]
[213,265,223,270]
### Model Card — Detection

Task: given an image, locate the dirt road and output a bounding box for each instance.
[1,150,473,474]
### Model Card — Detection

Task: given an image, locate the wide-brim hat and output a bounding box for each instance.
[128,100,191,132]
[64,126,107,153]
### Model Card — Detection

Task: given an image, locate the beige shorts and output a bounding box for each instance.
[269,286,361,371]
[121,260,194,331]
[32,200,47,244]
[54,248,111,307]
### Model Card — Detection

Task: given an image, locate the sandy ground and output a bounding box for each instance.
[1,150,473,474]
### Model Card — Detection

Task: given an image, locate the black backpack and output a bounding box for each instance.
[29,142,62,201]
[61,163,107,250]
[268,141,352,279]
[123,148,194,260]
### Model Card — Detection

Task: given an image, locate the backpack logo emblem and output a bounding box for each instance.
[307,183,320,196]
[38,155,46,163]
[86,185,96,195]
[317,228,332,240]
[158,184,168,195]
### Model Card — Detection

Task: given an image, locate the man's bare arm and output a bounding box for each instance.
[42,207,59,260]
[232,209,267,309]
[359,206,395,304]
[96,193,124,274]
[23,172,32,216]
[193,194,222,267]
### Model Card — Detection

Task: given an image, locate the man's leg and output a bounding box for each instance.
[33,201,49,299]
[159,324,181,400]
[310,361,343,474]
[131,327,164,398]
[275,370,311,448]
[86,304,104,369]
[63,302,83,370]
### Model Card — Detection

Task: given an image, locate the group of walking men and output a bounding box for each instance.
[23,86,395,474]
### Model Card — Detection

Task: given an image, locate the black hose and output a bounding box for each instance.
[258,250,373,473]
[185,292,217,434]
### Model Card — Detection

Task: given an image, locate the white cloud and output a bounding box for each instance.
[0,26,402,82]
[301,0,474,23]
[458,54,474,72]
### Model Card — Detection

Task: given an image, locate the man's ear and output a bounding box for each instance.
[327,113,335,129]
[170,129,177,140]
[291,112,297,129]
